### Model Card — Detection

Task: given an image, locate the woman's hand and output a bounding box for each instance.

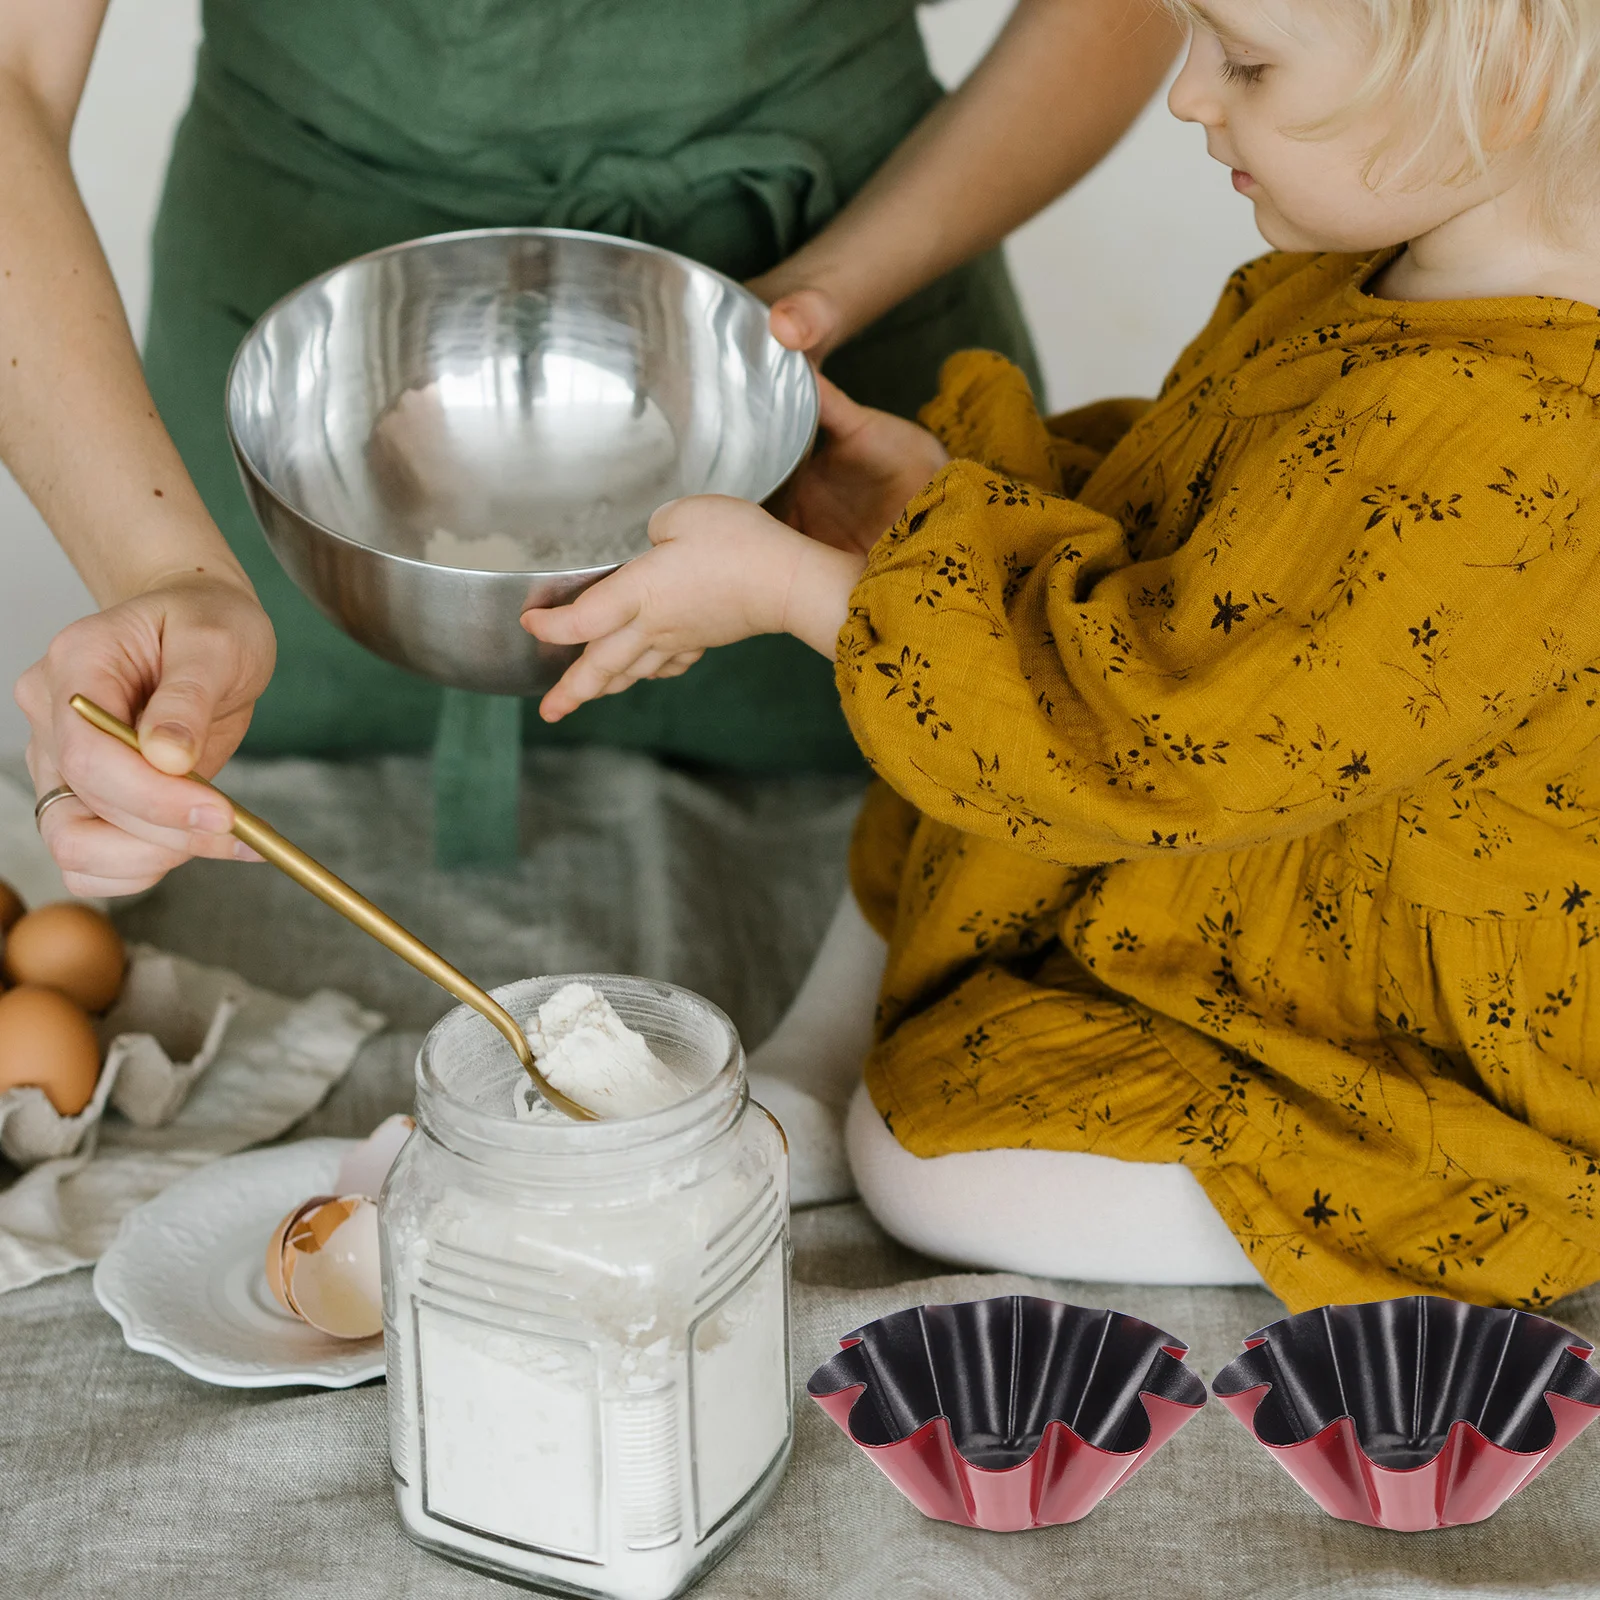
[523,497,865,723]
[0,13,284,897]
[14,572,277,898]
[749,2,1179,358]
[755,282,846,367]
[782,375,948,556]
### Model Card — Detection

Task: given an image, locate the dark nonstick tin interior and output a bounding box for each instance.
[1213,1296,1600,1467]
[809,1295,1206,1466]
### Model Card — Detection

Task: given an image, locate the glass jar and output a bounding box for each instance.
[381,974,791,1600]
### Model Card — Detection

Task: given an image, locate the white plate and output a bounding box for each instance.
[93,1138,386,1389]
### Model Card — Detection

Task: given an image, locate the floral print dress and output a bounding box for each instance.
[838,250,1600,1313]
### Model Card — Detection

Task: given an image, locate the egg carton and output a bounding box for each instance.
[0,944,244,1169]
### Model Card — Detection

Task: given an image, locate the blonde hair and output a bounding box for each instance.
[1166,1,1600,232]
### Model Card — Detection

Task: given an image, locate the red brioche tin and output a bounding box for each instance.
[1212,1296,1600,1532]
[806,1295,1207,1532]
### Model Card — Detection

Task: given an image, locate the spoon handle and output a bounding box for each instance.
[68,695,594,1121]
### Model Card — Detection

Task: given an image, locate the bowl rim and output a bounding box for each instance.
[223,225,821,579]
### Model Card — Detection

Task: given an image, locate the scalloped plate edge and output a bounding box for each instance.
[91,1137,386,1389]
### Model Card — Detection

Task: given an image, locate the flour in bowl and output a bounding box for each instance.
[423,527,539,572]
[423,519,646,574]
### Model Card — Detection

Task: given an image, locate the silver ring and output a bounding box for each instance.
[33,785,79,831]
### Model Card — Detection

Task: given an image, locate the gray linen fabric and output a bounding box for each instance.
[3,750,1598,1600]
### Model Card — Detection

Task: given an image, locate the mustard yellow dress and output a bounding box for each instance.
[837,250,1600,1314]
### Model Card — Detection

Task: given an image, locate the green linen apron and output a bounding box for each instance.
[143,0,1042,863]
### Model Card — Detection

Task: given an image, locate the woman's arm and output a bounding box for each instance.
[3,1,275,895]
[753,0,1183,356]
[1,2,246,611]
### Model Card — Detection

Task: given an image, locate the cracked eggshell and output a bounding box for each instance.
[265,1194,331,1315]
[266,1194,383,1340]
[334,1113,415,1198]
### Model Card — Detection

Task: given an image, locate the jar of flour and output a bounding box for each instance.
[382,975,791,1599]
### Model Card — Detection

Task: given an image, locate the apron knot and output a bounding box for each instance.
[542,131,838,260]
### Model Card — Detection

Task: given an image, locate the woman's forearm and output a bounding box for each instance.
[0,36,250,609]
[755,0,1182,342]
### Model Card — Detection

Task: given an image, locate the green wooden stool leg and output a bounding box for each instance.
[433,689,523,868]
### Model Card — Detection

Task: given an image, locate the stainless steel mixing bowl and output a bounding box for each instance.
[226,228,818,696]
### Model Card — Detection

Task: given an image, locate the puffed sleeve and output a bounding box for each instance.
[914,253,1324,498]
[836,348,1600,867]
[918,349,1150,499]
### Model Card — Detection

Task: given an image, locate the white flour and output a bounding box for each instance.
[423,527,539,572]
[422,521,644,573]
[516,983,701,1120]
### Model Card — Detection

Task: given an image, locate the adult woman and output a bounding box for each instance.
[5,0,1178,891]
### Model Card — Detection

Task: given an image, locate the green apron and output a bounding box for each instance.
[144,0,1042,862]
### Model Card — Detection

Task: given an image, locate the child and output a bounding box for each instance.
[526,0,1600,1313]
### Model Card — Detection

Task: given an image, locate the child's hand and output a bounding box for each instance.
[782,376,949,557]
[523,496,865,722]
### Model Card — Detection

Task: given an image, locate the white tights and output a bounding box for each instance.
[748,890,1263,1288]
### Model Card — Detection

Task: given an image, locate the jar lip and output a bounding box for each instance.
[415,973,745,1162]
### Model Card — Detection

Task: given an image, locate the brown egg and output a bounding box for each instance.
[0,985,102,1115]
[2,902,126,1012]
[0,877,25,937]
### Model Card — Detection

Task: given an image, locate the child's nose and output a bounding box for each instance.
[1167,39,1220,129]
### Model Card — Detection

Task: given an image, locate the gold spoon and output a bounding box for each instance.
[70,694,594,1122]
